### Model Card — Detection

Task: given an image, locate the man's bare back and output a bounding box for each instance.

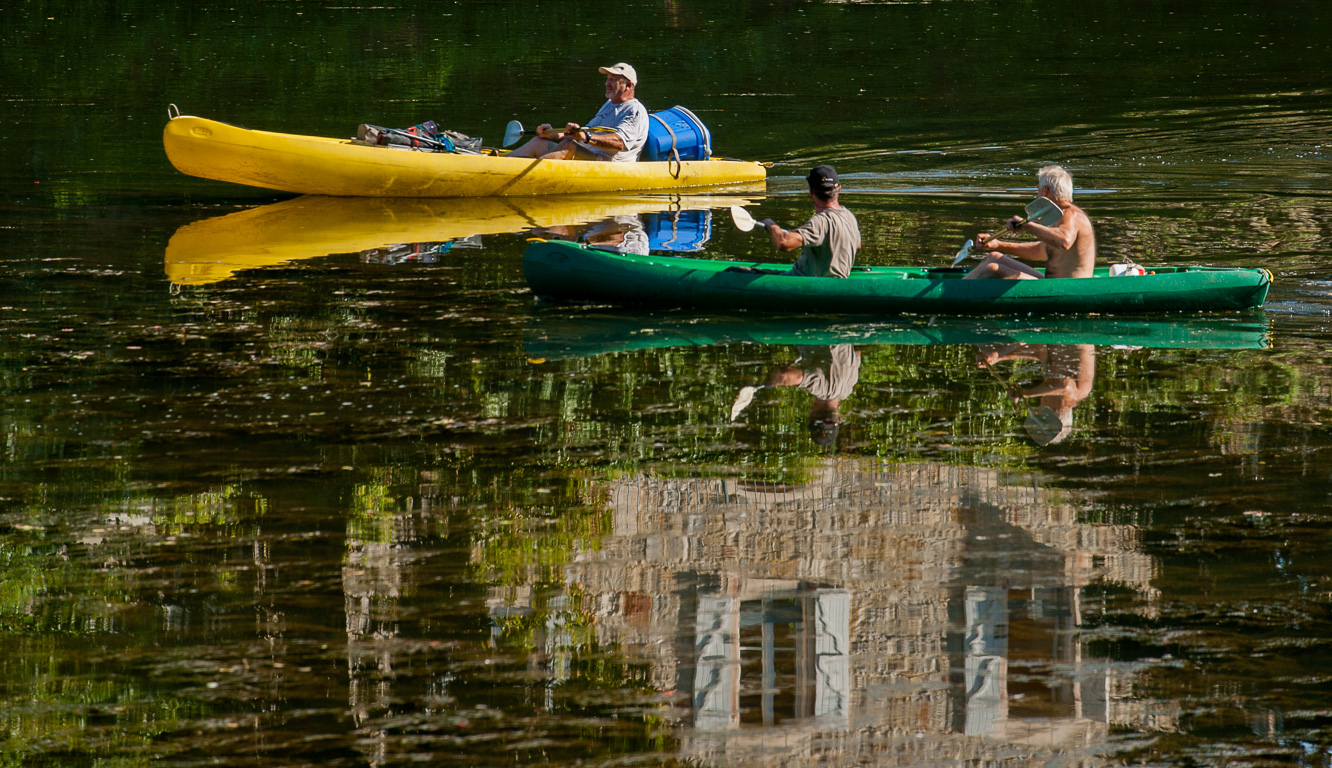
[1031,200,1095,278]
[964,165,1096,280]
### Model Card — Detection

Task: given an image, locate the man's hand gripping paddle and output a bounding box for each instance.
[502,120,616,148]
[951,196,1064,266]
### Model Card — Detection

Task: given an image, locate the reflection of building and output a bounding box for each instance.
[343,501,422,766]
[522,460,1169,766]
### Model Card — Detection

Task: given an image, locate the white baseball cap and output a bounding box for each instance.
[598,63,638,86]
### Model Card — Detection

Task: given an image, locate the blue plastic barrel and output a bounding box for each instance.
[643,106,712,162]
[644,209,712,252]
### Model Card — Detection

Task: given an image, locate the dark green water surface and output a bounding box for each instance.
[4,1,1332,765]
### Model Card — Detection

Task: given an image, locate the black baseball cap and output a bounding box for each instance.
[807,165,839,191]
[808,416,840,447]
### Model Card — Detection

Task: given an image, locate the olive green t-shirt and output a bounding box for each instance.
[789,206,861,278]
[796,344,861,402]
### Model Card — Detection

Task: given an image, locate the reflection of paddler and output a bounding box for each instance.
[534,214,649,255]
[766,344,862,447]
[164,191,760,285]
[583,215,649,255]
[976,343,1095,445]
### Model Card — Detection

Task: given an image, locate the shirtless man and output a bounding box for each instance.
[506,63,648,162]
[965,165,1096,279]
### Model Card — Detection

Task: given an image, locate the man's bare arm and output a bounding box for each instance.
[1023,211,1083,251]
[587,131,626,151]
[978,235,1048,262]
[762,219,804,251]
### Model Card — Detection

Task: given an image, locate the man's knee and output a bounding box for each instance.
[539,144,577,161]
[514,137,560,158]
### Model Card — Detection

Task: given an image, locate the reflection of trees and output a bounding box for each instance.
[344,478,416,765]
[15,0,1332,207]
[0,485,267,764]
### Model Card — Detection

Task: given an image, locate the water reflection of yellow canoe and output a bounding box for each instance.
[164,191,761,286]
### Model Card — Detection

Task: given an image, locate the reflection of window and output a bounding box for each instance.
[1007,587,1080,721]
[958,584,1105,736]
[739,599,806,726]
[694,589,849,731]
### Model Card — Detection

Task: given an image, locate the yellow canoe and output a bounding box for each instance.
[164,191,763,285]
[163,115,768,197]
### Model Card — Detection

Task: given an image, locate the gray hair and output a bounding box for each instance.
[1037,165,1073,201]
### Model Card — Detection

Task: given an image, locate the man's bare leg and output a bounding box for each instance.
[540,139,604,161]
[507,137,559,158]
[964,253,1042,280]
[539,141,580,160]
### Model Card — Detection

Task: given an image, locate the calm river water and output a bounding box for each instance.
[4,1,1332,766]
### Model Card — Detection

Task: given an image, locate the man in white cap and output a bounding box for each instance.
[508,63,649,162]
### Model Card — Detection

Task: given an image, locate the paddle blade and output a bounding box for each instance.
[730,206,757,233]
[730,386,758,421]
[502,120,524,148]
[1025,405,1070,446]
[951,239,975,266]
[1024,196,1063,227]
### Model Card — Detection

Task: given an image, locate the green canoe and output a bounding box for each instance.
[522,240,1273,314]
[523,312,1270,360]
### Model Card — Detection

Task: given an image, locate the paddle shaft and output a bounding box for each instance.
[537,126,613,141]
[979,212,1037,249]
[978,359,1062,440]
[378,127,454,152]
[503,120,616,148]
[977,197,1062,251]
[952,197,1064,264]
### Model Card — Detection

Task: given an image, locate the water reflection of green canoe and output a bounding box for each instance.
[523,313,1270,360]
[523,240,1273,314]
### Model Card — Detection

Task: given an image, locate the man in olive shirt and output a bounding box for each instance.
[761,165,861,277]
